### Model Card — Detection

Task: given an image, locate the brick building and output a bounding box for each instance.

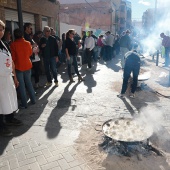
[59,0,121,37]
[0,0,60,34]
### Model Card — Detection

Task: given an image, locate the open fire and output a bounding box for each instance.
[99,118,163,160]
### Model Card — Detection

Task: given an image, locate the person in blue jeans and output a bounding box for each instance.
[39,26,59,87]
[11,28,36,109]
[16,69,36,108]
[65,29,84,83]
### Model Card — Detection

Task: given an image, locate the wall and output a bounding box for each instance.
[60,1,115,33]
[0,0,60,32]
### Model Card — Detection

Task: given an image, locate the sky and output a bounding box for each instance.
[129,0,155,20]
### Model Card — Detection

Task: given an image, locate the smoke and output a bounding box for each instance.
[136,105,163,131]
[135,105,170,146]
[140,1,170,55]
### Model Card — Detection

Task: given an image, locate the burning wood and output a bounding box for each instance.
[99,118,163,160]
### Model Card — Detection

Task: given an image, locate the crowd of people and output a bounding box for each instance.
[0,17,142,136]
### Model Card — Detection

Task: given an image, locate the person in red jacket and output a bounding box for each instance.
[11,28,35,109]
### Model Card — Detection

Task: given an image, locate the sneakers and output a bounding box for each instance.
[55,82,59,87]
[45,82,52,86]
[117,93,125,98]
[5,118,23,126]
[0,127,13,137]
[129,93,135,98]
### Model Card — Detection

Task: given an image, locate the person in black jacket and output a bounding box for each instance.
[39,26,59,87]
[65,29,84,83]
[118,44,140,98]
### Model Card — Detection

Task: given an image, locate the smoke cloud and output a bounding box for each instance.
[140,1,170,54]
[135,105,170,147]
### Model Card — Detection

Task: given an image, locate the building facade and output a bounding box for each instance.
[59,0,121,37]
[118,0,132,34]
[0,0,60,35]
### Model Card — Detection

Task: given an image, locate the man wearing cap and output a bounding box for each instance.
[160,33,170,67]
[118,44,140,99]
[119,30,132,69]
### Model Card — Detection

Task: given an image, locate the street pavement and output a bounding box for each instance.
[0,54,170,170]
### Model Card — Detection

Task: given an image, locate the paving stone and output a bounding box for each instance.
[1,154,17,162]
[5,143,14,152]
[0,165,10,170]
[14,142,28,149]
[32,145,48,152]
[52,148,68,156]
[17,151,26,162]
[41,161,59,170]
[62,152,75,163]
[69,159,84,168]
[68,166,81,170]
[26,151,42,159]
[29,162,41,170]
[36,155,48,165]
[9,158,19,169]
[19,157,36,167]
[12,138,20,146]
[58,159,70,170]
[47,154,63,163]
[5,147,22,156]
[47,144,57,152]
[14,165,31,170]
[23,146,32,155]
[51,167,62,170]
[80,164,92,170]
[28,140,39,148]
[42,149,53,158]
[67,147,77,156]
[0,161,8,168]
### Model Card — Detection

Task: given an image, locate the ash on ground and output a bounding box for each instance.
[99,136,163,160]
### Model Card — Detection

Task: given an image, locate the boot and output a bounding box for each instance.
[69,76,75,83]
[78,75,84,81]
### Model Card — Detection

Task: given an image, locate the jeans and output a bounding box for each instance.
[105,46,112,61]
[32,61,40,84]
[121,65,140,94]
[97,46,102,59]
[85,49,93,68]
[165,47,170,66]
[67,55,80,78]
[43,57,58,83]
[16,69,36,107]
[92,47,98,61]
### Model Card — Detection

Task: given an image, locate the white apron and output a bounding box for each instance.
[0,42,18,115]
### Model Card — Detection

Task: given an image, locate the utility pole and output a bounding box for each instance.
[17,0,23,31]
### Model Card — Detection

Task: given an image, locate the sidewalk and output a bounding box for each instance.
[0,55,170,170]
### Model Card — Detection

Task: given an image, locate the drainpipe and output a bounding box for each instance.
[17,0,23,31]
